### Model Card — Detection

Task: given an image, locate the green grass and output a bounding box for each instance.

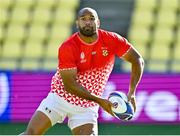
[0,123,179,135]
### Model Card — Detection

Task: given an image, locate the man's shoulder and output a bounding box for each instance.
[61,33,78,48]
[99,29,122,39]
[99,29,113,35]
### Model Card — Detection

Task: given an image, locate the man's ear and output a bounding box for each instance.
[76,20,79,29]
[97,19,100,28]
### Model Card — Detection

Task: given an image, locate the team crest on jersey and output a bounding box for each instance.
[102,49,108,56]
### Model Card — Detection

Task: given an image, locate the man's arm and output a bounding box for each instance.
[60,69,114,115]
[122,46,144,111]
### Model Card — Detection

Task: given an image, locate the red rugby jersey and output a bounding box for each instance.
[51,29,131,107]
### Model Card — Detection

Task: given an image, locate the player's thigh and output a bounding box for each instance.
[24,93,67,135]
[68,107,98,135]
[24,111,51,135]
[72,123,97,135]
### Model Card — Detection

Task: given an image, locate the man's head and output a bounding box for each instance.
[76,7,100,37]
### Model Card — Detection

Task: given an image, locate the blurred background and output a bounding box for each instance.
[0,0,180,135]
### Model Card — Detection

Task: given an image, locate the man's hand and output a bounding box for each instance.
[96,98,114,116]
[127,93,136,112]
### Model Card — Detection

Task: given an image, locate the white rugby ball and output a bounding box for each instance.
[108,91,134,121]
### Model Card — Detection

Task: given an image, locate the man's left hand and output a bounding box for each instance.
[127,93,136,112]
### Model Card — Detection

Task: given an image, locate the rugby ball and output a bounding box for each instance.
[108,91,134,121]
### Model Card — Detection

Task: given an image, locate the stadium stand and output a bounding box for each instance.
[128,0,180,73]
[0,0,79,71]
[0,0,179,73]
[172,26,180,71]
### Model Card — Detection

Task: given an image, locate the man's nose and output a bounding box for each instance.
[85,20,91,26]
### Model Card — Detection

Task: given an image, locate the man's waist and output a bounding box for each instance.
[51,90,98,108]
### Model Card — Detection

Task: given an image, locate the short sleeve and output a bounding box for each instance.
[113,33,131,57]
[58,44,77,70]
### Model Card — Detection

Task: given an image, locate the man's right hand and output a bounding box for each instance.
[96,98,114,117]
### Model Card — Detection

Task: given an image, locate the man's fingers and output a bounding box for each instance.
[108,108,114,117]
[107,101,114,116]
[130,98,136,112]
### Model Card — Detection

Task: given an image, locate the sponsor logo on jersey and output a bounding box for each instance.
[80,52,85,59]
[80,52,86,63]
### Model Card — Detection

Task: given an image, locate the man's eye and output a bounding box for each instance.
[80,17,95,21]
[81,18,86,21]
[90,17,95,20]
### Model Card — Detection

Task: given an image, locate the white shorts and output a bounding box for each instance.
[36,92,99,130]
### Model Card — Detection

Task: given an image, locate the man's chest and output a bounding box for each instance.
[75,44,115,71]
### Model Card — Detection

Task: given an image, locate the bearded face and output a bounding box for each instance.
[78,24,96,37]
[77,9,99,37]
